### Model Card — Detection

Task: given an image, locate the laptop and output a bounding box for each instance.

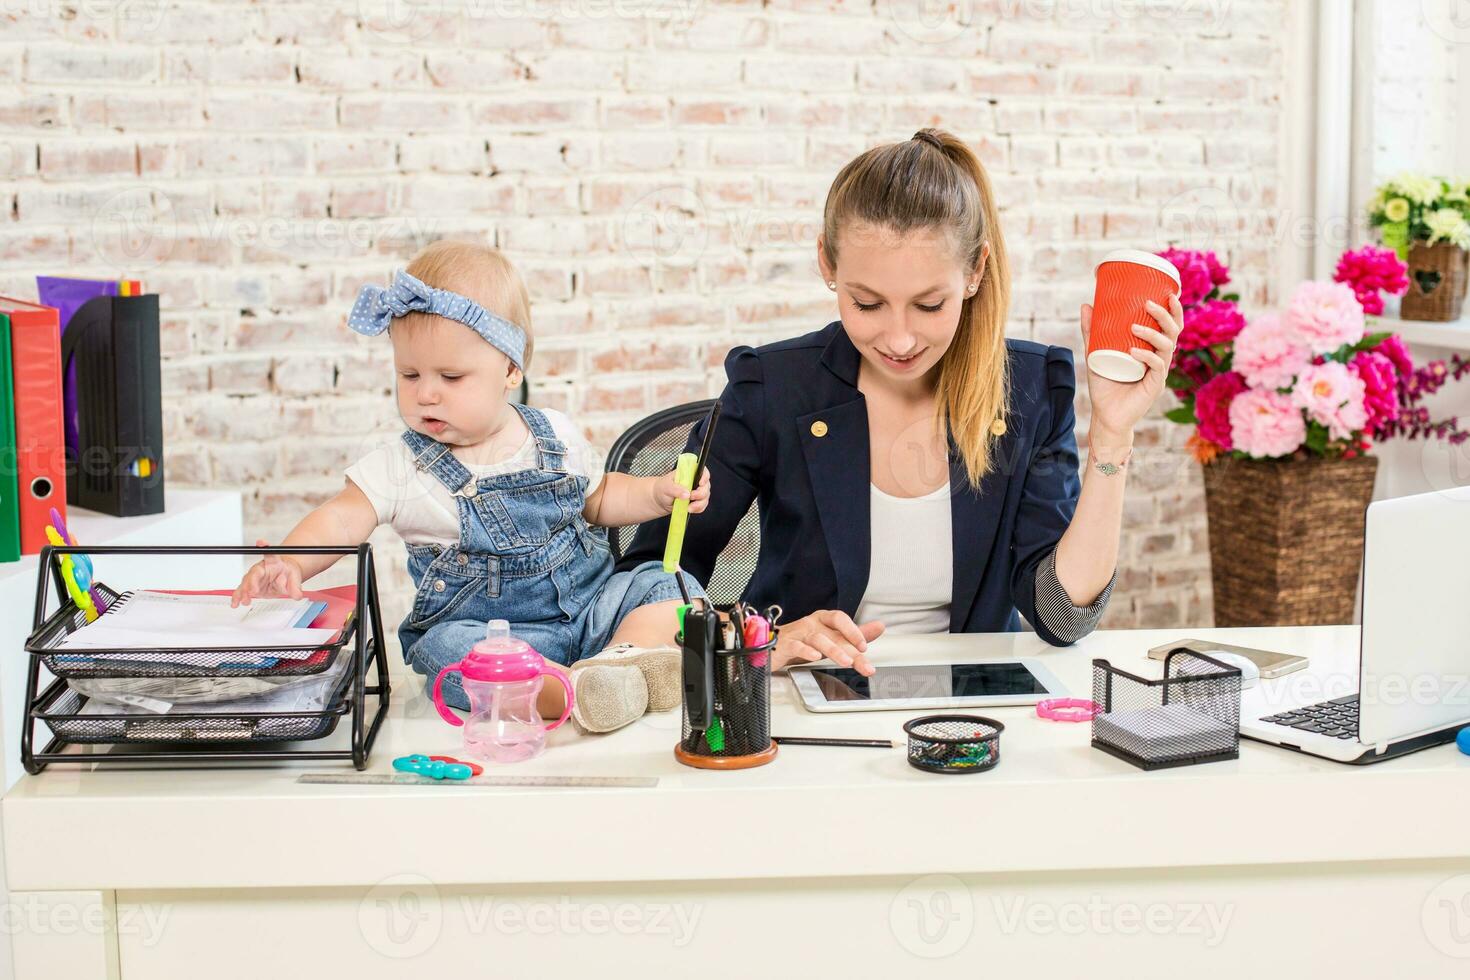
[1240,487,1470,764]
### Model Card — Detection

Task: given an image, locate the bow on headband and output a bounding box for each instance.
[348,270,527,372]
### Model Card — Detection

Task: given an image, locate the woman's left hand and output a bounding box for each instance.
[1079,294,1183,441]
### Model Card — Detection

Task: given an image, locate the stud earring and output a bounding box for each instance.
[967,282,978,294]
[827,281,837,290]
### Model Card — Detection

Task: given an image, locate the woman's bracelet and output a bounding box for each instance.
[1086,436,1133,476]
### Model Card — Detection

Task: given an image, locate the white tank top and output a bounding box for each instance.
[854,481,953,634]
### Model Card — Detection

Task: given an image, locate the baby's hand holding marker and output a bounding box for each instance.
[654,464,711,517]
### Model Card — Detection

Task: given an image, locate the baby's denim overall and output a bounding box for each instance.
[396,404,697,709]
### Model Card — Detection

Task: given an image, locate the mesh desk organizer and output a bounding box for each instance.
[20,544,391,774]
[1090,648,1241,771]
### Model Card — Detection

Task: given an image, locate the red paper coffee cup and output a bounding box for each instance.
[1087,250,1181,383]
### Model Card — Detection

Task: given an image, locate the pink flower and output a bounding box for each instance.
[1202,251,1230,286]
[1230,388,1307,458]
[1351,351,1400,435]
[1292,362,1368,439]
[1195,371,1247,450]
[1171,353,1214,400]
[1232,313,1310,390]
[1156,248,1215,307]
[1178,299,1246,352]
[1283,280,1366,354]
[1333,245,1409,316]
[1373,333,1413,379]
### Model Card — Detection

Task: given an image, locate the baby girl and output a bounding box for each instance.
[232,240,709,734]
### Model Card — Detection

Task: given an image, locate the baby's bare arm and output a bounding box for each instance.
[275,479,381,581]
[582,470,711,529]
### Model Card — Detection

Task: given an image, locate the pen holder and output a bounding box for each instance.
[904,714,1004,774]
[674,635,777,770]
[1091,649,1241,771]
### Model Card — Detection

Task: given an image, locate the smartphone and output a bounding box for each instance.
[1146,638,1308,679]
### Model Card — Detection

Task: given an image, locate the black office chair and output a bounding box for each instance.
[605,400,760,609]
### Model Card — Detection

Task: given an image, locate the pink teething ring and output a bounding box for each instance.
[1036,698,1100,722]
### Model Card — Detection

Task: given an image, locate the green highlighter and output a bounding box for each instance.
[662,451,698,574]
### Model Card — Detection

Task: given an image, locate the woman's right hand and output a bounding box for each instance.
[231,539,305,607]
[773,610,885,676]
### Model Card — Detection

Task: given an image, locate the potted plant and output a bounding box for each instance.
[1162,246,1468,626]
[1367,174,1470,321]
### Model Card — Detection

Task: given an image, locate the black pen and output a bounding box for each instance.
[690,400,722,493]
[771,736,895,748]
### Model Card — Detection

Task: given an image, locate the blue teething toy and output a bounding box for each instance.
[392,754,473,780]
[1457,726,1470,756]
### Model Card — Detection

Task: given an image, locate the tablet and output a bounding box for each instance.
[788,659,1067,713]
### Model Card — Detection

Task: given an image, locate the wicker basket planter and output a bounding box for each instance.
[1200,455,1379,626]
[1401,241,1469,321]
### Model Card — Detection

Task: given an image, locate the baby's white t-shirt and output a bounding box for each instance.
[345,408,606,547]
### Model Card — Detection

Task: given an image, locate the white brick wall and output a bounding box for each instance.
[1363,0,1462,178]
[0,0,1294,633]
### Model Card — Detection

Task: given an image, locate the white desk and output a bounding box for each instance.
[6,625,1470,979]
[0,489,244,980]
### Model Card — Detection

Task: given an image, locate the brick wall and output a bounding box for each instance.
[1362,0,1462,180]
[0,0,1292,636]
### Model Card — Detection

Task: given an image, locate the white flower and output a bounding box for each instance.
[1426,208,1470,249]
[1389,173,1444,207]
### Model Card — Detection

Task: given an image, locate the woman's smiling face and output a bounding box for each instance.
[820,223,984,386]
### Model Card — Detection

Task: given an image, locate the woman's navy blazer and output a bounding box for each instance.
[618,321,1091,646]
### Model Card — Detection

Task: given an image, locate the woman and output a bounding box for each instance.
[620,128,1181,676]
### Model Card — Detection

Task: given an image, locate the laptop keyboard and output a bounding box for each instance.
[1261,695,1360,739]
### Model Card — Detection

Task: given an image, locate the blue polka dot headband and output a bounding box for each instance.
[348,270,527,372]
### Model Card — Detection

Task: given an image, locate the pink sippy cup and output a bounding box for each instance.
[432,620,574,763]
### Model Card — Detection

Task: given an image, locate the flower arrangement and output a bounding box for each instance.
[1332,244,1409,316]
[1162,247,1470,463]
[1367,173,1470,259]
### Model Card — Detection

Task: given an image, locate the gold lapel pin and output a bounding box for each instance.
[990,418,1007,437]
[811,420,829,438]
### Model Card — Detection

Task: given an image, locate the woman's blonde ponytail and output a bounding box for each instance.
[821,127,1011,488]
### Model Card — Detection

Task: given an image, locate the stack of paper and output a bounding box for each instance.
[57,591,338,663]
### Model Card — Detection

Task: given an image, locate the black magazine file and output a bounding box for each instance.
[60,294,164,517]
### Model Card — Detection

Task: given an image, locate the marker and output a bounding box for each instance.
[662,451,699,574]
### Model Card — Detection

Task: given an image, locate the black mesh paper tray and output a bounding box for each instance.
[25,583,355,680]
[34,657,356,746]
[1091,649,1242,771]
